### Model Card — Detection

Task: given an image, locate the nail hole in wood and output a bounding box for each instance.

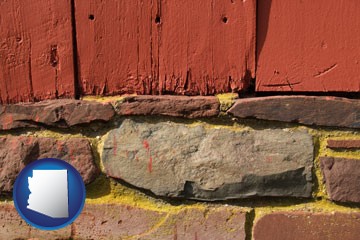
[89,14,95,20]
[155,15,161,24]
[222,17,228,23]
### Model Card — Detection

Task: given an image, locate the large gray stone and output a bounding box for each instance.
[102,119,313,200]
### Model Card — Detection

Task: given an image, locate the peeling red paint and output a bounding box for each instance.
[143,140,150,150]
[143,140,153,173]
[148,156,153,173]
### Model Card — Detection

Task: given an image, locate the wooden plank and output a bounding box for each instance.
[0,0,75,103]
[257,0,360,92]
[75,0,256,96]
[159,0,256,95]
[75,0,155,95]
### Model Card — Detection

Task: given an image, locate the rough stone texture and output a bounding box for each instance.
[0,99,115,130]
[228,96,360,129]
[327,139,360,149]
[0,136,98,192]
[0,203,246,239]
[138,207,246,240]
[73,204,246,240]
[0,203,71,239]
[320,157,360,203]
[253,212,360,240]
[113,95,220,118]
[102,119,313,200]
[72,204,167,239]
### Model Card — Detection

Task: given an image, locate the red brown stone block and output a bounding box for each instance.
[0,203,30,239]
[0,99,115,130]
[72,204,246,240]
[114,95,220,118]
[228,96,360,129]
[142,207,246,240]
[320,157,360,203]
[0,136,98,192]
[327,140,360,149]
[0,203,71,239]
[0,203,247,239]
[253,212,360,240]
[72,204,167,239]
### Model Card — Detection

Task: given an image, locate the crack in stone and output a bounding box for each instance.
[124,213,171,239]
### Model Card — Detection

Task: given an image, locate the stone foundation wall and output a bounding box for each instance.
[0,94,359,239]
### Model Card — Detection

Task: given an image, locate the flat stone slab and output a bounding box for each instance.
[113,95,220,118]
[0,203,71,239]
[0,99,115,130]
[102,119,313,200]
[0,136,98,192]
[327,139,360,149]
[320,157,360,203]
[253,212,360,240]
[0,203,247,239]
[73,204,246,240]
[228,96,360,129]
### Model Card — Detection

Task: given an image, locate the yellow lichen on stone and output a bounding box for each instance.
[305,128,360,199]
[321,133,360,159]
[216,93,239,112]
[30,129,87,140]
[86,175,203,213]
[81,95,130,103]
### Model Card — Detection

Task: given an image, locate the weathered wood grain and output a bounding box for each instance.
[257,0,360,92]
[75,0,256,96]
[75,0,155,96]
[158,0,256,95]
[0,0,75,103]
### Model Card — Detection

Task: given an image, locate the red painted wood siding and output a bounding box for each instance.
[74,0,155,95]
[158,0,256,95]
[75,0,256,96]
[257,0,360,92]
[1,0,359,104]
[0,0,75,104]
